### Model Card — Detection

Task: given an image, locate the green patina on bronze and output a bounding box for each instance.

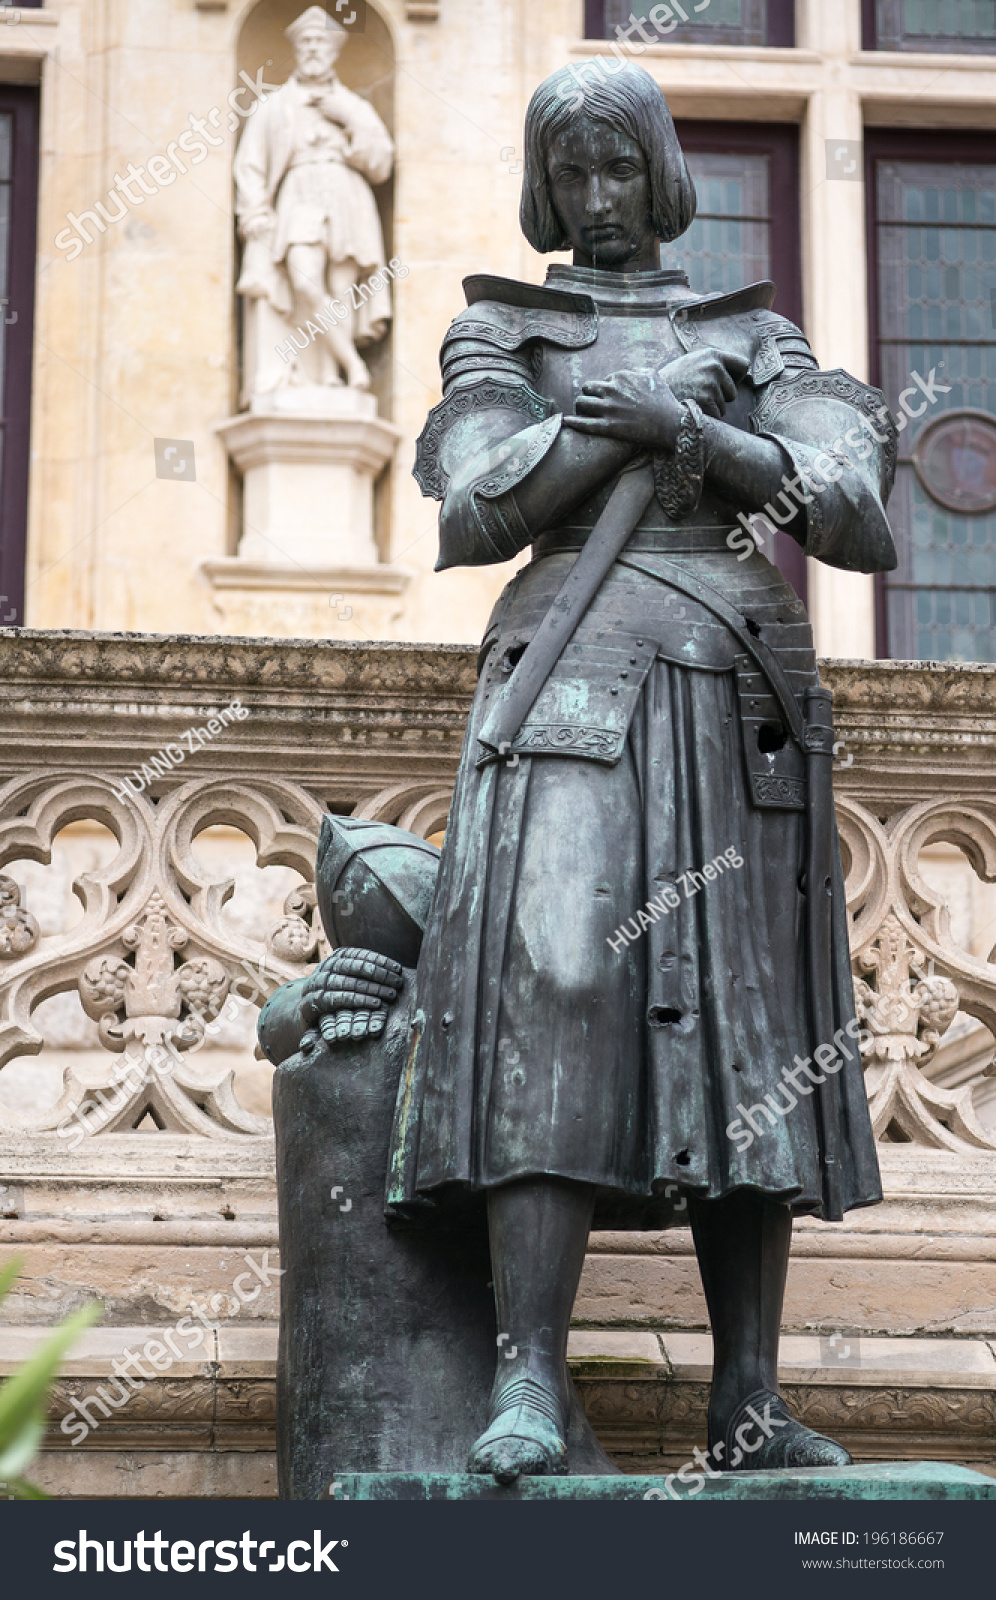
[331,1464,996,1502]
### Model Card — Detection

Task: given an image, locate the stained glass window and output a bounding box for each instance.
[874,159,996,660]
[872,0,996,52]
[587,1,793,47]
[661,151,770,295]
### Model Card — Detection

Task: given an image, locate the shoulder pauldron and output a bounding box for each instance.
[413,379,557,502]
[673,299,817,388]
[443,297,598,358]
[750,367,899,497]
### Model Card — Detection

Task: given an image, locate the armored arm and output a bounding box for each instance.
[415,290,633,570]
[682,313,897,573]
[427,388,633,570]
[745,367,898,573]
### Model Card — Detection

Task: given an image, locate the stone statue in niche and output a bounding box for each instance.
[220,3,398,581]
[234,5,394,397]
[262,61,900,1495]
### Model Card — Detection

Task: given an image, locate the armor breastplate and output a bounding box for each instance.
[534,327,761,535]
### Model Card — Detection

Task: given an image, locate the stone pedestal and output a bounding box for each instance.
[208,389,409,637]
[268,998,615,1500]
[329,1463,996,1500]
[218,388,399,569]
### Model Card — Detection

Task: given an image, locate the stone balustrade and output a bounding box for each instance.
[0,633,993,1494]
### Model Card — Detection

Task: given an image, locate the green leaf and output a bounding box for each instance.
[0,1412,44,1479]
[0,1301,101,1456]
[0,1256,23,1310]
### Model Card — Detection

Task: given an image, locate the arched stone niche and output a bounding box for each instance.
[213,1,405,595]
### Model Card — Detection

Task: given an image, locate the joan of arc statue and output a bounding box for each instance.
[323,61,897,1485]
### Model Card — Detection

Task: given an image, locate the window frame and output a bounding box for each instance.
[0,84,40,630]
[862,0,996,53]
[674,119,806,600]
[584,0,795,47]
[865,128,996,658]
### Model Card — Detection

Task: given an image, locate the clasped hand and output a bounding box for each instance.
[300,948,403,1047]
[563,349,749,451]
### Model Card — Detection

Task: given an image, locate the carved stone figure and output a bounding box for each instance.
[266,60,901,1491]
[234,6,394,393]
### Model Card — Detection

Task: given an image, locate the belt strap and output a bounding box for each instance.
[476,460,656,762]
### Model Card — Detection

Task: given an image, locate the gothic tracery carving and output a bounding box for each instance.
[0,773,449,1141]
[838,796,996,1153]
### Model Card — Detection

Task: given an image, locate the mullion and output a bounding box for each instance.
[876,221,996,232]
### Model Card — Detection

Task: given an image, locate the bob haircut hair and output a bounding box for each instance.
[520,60,696,254]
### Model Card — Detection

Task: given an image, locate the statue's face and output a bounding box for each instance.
[546,121,658,270]
[293,26,343,80]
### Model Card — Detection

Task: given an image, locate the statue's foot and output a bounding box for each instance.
[716,1389,852,1472]
[467,1376,568,1485]
[347,358,372,390]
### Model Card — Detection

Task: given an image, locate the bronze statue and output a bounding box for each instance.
[265,60,898,1492]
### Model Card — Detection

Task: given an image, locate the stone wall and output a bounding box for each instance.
[0,634,994,1494]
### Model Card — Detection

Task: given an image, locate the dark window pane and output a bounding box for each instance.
[662,151,769,293]
[596,0,768,47]
[0,115,11,526]
[874,0,996,51]
[0,88,39,628]
[0,153,8,303]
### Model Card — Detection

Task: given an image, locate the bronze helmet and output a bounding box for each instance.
[315,814,441,968]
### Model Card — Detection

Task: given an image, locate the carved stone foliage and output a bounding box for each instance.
[838,796,996,1152]
[0,875,39,960]
[267,884,327,967]
[782,1384,996,1451]
[0,773,451,1143]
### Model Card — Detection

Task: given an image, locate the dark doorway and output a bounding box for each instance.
[0,84,40,628]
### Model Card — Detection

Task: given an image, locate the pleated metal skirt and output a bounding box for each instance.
[398,655,882,1224]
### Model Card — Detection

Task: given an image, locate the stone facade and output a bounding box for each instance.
[9,2,996,655]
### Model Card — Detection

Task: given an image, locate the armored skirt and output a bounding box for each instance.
[392,540,882,1226]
